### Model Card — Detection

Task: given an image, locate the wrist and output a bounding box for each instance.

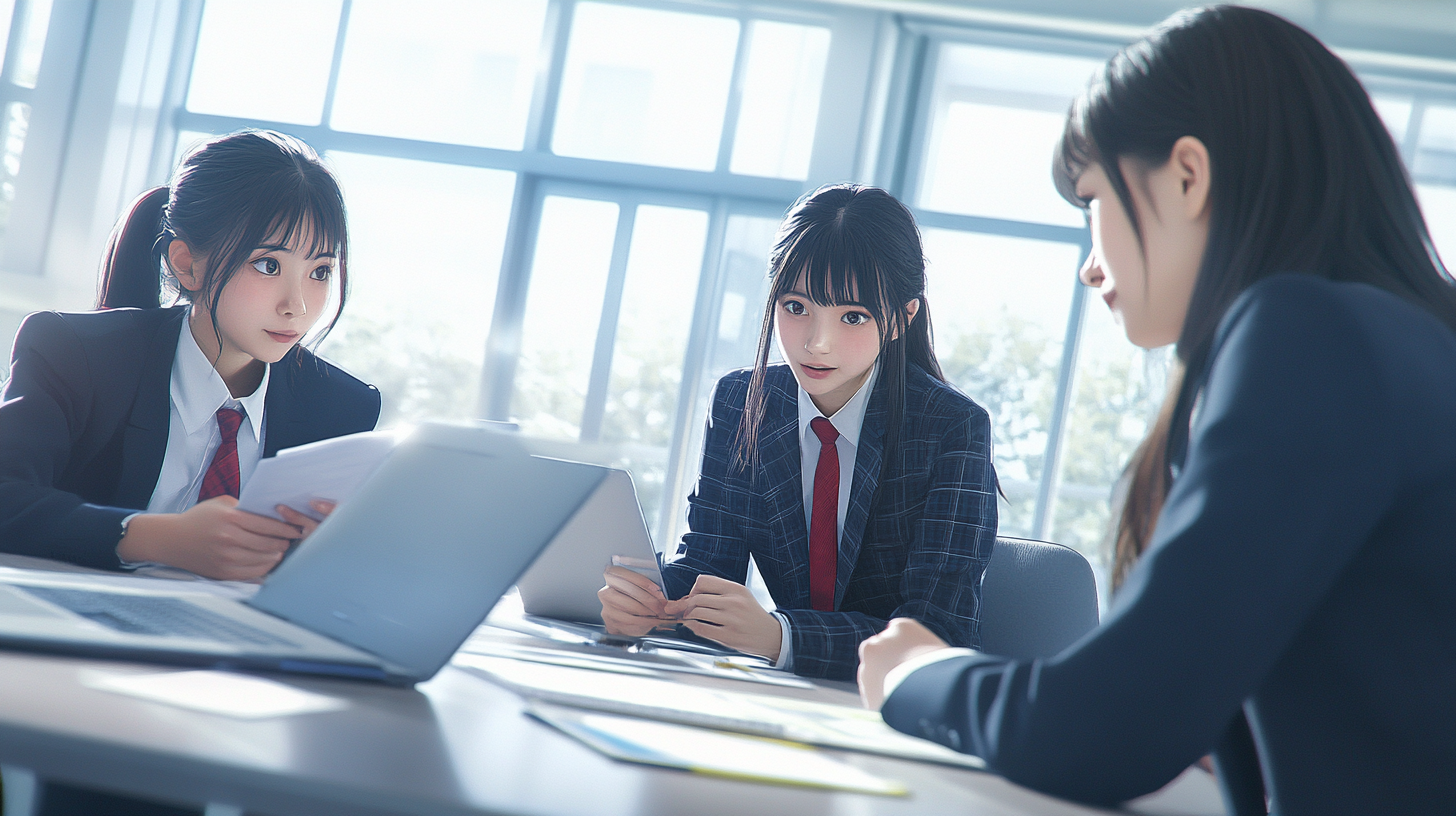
[116,513,167,563]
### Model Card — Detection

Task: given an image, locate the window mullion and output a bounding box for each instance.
[578,200,636,442]
[1031,239,1091,541]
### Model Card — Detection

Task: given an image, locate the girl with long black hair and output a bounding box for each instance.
[599,183,999,680]
[859,7,1456,814]
[0,130,379,579]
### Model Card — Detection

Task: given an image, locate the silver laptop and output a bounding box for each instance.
[514,468,666,625]
[0,423,609,685]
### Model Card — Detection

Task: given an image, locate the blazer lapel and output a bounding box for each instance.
[114,308,185,509]
[759,370,811,604]
[263,349,306,457]
[836,385,886,609]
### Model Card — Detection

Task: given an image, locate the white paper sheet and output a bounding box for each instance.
[237,430,397,521]
[82,670,349,719]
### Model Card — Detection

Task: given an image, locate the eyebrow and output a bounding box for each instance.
[781,289,868,308]
[254,243,337,260]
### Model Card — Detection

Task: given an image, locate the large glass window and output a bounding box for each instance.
[922,230,1081,536]
[552,3,740,170]
[185,0,341,125]
[171,1,833,549]
[161,1,1456,585]
[917,43,1102,227]
[330,0,550,149]
[320,153,517,426]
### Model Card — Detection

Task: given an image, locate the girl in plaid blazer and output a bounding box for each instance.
[600,184,998,680]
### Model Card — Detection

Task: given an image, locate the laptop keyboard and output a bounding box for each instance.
[21,586,297,648]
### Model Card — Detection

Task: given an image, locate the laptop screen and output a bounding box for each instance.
[248,425,605,682]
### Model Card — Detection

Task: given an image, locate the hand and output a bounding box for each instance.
[116,497,298,581]
[858,617,950,710]
[276,499,337,542]
[663,574,782,660]
[599,565,673,637]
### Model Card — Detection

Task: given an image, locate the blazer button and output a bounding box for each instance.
[918,718,934,738]
[947,729,961,750]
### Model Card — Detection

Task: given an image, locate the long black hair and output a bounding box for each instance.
[734,183,944,471]
[1052,5,1456,589]
[97,129,350,349]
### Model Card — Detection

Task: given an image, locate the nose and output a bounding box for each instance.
[1078,249,1104,288]
[804,314,832,354]
[278,275,307,318]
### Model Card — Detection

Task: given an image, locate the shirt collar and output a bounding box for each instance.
[797,362,878,450]
[171,308,269,440]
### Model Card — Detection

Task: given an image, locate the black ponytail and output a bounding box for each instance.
[97,186,169,310]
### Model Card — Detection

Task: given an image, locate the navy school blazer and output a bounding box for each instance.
[662,363,998,680]
[881,275,1456,815]
[0,306,381,571]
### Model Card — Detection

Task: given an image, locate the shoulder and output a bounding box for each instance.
[275,346,382,423]
[14,306,180,351]
[899,363,989,433]
[1214,274,1456,378]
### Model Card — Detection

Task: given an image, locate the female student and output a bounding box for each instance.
[600,183,998,680]
[859,7,1456,815]
[0,129,380,580]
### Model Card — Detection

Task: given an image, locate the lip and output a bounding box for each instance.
[265,330,300,343]
[799,363,835,380]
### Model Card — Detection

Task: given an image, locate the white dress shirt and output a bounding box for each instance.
[771,364,879,670]
[145,310,270,514]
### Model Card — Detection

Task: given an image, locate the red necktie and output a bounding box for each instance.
[197,408,244,502]
[809,417,840,612]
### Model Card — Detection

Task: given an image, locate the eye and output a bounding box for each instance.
[310,264,332,282]
[841,311,871,326]
[781,299,806,316]
[251,258,279,276]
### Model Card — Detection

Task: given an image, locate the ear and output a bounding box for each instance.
[889,298,921,341]
[167,239,204,293]
[1168,135,1211,221]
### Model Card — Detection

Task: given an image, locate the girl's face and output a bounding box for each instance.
[1074,139,1211,349]
[774,276,919,417]
[174,231,335,387]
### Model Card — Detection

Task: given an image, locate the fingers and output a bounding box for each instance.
[609,565,665,595]
[679,619,730,645]
[229,507,306,540]
[600,602,671,637]
[276,505,318,539]
[663,574,748,616]
[310,499,337,517]
[603,567,666,616]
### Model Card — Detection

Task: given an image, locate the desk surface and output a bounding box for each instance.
[0,555,1223,816]
[0,632,1223,816]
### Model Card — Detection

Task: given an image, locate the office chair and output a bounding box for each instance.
[978,536,1100,660]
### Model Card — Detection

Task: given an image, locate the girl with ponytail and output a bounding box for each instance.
[859,7,1456,814]
[599,183,998,680]
[0,129,379,579]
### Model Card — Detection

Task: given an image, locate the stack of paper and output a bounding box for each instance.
[457,653,985,770]
[529,703,907,795]
[238,430,398,521]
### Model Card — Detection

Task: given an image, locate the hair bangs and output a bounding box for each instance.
[1053,94,1098,210]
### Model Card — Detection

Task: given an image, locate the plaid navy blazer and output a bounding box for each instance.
[662,362,997,680]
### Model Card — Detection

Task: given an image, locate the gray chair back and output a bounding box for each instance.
[978,536,1099,660]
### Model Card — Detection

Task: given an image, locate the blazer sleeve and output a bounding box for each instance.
[660,373,754,597]
[780,399,997,679]
[881,278,1404,805]
[0,312,134,569]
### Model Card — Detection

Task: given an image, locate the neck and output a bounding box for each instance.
[189,309,264,398]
